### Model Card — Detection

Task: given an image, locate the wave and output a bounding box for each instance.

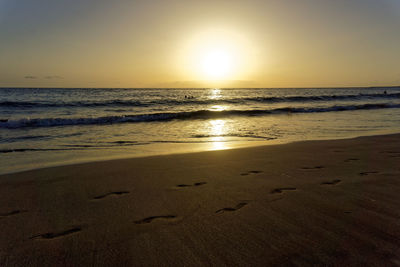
[243,92,400,103]
[0,100,147,108]
[0,135,51,144]
[0,148,67,153]
[1,92,400,108]
[1,103,399,129]
[0,132,82,144]
[191,134,276,139]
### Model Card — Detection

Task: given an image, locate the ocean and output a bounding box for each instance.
[1,87,400,174]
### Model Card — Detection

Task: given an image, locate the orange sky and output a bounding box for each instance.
[1,0,400,88]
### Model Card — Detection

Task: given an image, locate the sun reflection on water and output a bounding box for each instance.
[209,119,228,150]
[209,105,226,111]
[209,88,222,99]
[210,119,225,135]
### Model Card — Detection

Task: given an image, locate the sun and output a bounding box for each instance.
[178,28,257,83]
[201,49,233,79]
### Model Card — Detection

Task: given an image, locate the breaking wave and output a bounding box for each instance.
[1,103,399,129]
[1,92,399,108]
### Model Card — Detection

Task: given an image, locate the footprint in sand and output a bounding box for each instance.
[176,184,191,187]
[344,158,359,162]
[30,227,82,240]
[381,151,400,158]
[216,202,248,214]
[92,191,129,200]
[134,215,177,224]
[0,209,27,218]
[301,166,324,170]
[176,182,207,188]
[321,179,341,185]
[359,171,378,176]
[240,170,263,176]
[270,187,297,194]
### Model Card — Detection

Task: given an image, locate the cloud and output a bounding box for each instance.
[24,75,64,80]
[44,75,63,79]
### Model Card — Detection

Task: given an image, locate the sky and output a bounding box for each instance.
[1,0,400,88]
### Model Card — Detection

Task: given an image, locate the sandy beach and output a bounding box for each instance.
[1,134,400,266]
[3,0,400,265]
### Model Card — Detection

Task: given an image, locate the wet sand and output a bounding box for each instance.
[1,134,400,266]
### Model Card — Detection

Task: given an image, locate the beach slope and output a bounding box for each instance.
[1,134,400,266]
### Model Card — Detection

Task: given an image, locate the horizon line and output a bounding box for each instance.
[0,85,399,90]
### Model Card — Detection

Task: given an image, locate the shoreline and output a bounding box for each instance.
[1,133,400,265]
[2,131,400,176]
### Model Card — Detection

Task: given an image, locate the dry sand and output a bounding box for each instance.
[1,134,400,266]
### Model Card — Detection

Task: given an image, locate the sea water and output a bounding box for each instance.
[1,87,400,174]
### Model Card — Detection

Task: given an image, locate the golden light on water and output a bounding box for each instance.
[209,105,226,111]
[210,119,225,135]
[208,119,228,150]
[210,88,222,99]
[210,139,227,150]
